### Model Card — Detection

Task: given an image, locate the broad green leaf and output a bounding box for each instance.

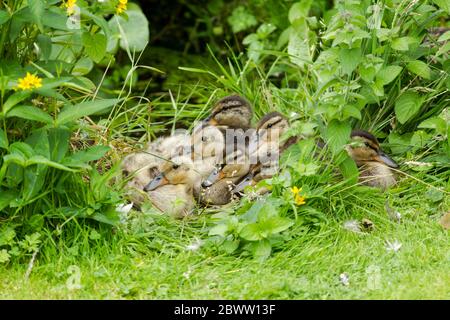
[72,57,94,76]
[82,32,107,63]
[23,164,48,201]
[438,30,450,42]
[56,99,118,125]
[222,239,239,254]
[3,153,27,167]
[263,216,294,235]
[109,10,150,53]
[325,119,351,154]
[0,190,17,212]
[28,0,45,32]
[288,19,311,69]
[26,155,77,171]
[26,129,50,158]
[339,152,359,182]
[10,142,35,158]
[407,60,431,79]
[339,47,362,75]
[391,37,410,51]
[36,34,52,60]
[418,117,447,135]
[240,223,263,241]
[48,128,70,162]
[252,239,272,261]
[376,65,402,85]
[0,129,7,149]
[208,224,229,237]
[3,91,32,114]
[63,145,110,168]
[0,10,10,25]
[288,0,312,22]
[432,0,450,14]
[395,92,422,124]
[7,105,53,124]
[437,42,450,57]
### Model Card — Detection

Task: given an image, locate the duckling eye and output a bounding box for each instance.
[267,124,273,129]
[201,136,207,142]
[172,164,179,170]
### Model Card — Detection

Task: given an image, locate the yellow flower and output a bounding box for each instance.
[291,186,306,206]
[16,73,43,91]
[294,194,306,206]
[116,0,128,14]
[64,0,77,16]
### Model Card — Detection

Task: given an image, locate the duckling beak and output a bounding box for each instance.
[376,151,399,168]
[233,173,254,193]
[144,173,168,191]
[200,116,218,129]
[202,168,225,187]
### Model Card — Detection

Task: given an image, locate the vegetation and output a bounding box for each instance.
[0,0,449,299]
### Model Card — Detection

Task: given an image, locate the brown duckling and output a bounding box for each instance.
[345,130,398,190]
[143,156,202,218]
[202,94,253,130]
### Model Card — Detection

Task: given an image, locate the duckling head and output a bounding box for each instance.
[203,95,253,129]
[191,124,225,161]
[256,111,290,144]
[346,130,398,168]
[144,157,199,192]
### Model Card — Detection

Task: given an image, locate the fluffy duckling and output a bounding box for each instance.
[200,148,251,205]
[202,94,253,129]
[143,156,202,218]
[121,152,165,206]
[346,130,398,190]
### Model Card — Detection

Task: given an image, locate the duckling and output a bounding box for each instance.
[202,94,253,129]
[121,151,166,207]
[346,130,398,190]
[143,156,202,218]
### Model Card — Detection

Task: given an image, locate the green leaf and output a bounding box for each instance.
[3,91,32,114]
[65,145,110,165]
[82,32,107,64]
[72,57,94,76]
[36,34,52,60]
[251,239,272,261]
[0,129,7,150]
[407,60,431,79]
[391,37,410,51]
[376,65,403,85]
[0,10,11,25]
[288,0,312,22]
[394,92,422,124]
[325,119,351,154]
[227,6,257,33]
[6,105,53,124]
[339,47,362,75]
[28,0,45,32]
[438,30,450,42]
[0,190,18,211]
[48,128,70,162]
[222,239,239,254]
[288,19,311,69]
[339,152,359,182]
[26,155,77,172]
[432,0,450,14]
[56,99,118,125]
[23,164,48,201]
[108,10,150,53]
[208,224,228,237]
[240,223,263,241]
[263,216,294,235]
[418,117,447,135]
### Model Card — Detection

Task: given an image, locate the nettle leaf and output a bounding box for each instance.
[82,32,107,64]
[7,105,53,124]
[288,19,311,69]
[376,65,402,85]
[251,239,272,261]
[36,34,52,61]
[240,223,263,241]
[56,99,118,125]
[288,0,312,22]
[418,117,447,135]
[64,145,110,166]
[325,119,351,154]
[391,37,410,51]
[339,47,362,75]
[227,6,257,33]
[407,60,431,79]
[394,92,422,124]
[0,190,18,212]
[208,224,229,237]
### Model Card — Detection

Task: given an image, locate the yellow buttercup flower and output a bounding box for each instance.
[291,186,306,206]
[16,73,43,91]
[64,0,77,16]
[116,0,128,14]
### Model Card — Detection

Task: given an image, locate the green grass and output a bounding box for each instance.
[1,179,448,300]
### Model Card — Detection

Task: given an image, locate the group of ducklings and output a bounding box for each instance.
[121,95,399,218]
